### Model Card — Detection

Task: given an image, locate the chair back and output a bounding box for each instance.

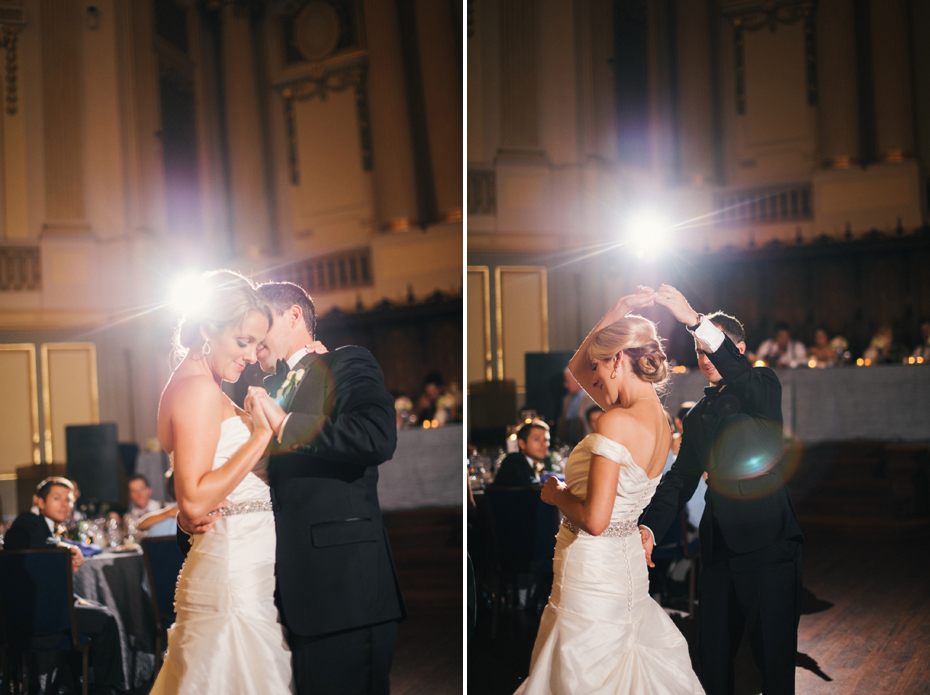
[0,548,79,650]
[141,537,184,631]
[484,487,559,574]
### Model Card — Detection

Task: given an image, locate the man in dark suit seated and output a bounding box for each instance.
[492,421,550,487]
[4,477,125,695]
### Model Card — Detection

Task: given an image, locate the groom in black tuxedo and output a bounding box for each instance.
[640,285,803,695]
[251,281,405,695]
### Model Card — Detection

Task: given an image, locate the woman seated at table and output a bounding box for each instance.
[807,326,837,365]
[136,470,179,537]
[4,477,125,694]
[491,421,550,487]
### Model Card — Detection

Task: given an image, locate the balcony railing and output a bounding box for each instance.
[271,247,372,294]
[713,183,812,225]
[0,246,41,291]
[467,169,496,215]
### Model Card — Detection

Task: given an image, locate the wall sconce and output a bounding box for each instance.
[86,6,101,30]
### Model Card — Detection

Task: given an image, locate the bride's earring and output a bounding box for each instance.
[202,340,211,356]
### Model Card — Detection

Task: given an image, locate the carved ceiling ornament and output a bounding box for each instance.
[0,4,24,116]
[723,0,817,115]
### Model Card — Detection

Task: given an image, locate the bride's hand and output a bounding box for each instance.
[540,476,566,506]
[618,286,656,312]
[248,393,275,441]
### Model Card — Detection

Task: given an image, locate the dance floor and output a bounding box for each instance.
[468,476,930,694]
[386,508,463,695]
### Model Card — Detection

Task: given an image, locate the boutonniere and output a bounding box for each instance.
[276,367,306,401]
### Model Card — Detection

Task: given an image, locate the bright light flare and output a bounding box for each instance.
[168,272,207,317]
[625,211,672,259]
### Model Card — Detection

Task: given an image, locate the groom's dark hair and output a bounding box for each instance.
[257,281,317,339]
[706,311,745,344]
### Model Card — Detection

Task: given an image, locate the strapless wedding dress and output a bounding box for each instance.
[150,416,294,695]
[517,433,704,695]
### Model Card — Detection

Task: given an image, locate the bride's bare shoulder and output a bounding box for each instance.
[160,374,220,422]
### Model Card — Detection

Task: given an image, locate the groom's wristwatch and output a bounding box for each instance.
[686,314,704,332]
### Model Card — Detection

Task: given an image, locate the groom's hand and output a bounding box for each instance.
[640,526,655,568]
[654,284,699,327]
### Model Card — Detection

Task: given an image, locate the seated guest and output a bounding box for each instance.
[807,326,837,365]
[415,371,444,422]
[126,474,161,521]
[864,325,906,364]
[756,321,807,368]
[585,404,603,433]
[137,470,178,537]
[556,367,596,445]
[912,319,930,361]
[4,478,124,694]
[492,421,550,487]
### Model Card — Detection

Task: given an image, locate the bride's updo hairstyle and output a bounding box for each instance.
[588,315,670,388]
[171,270,272,366]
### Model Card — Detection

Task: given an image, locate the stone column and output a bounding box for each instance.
[364,0,419,230]
[414,0,463,222]
[817,0,859,168]
[870,0,914,162]
[498,0,538,152]
[676,0,715,185]
[221,2,272,254]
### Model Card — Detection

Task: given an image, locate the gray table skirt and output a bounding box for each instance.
[378,424,463,511]
[663,364,930,444]
[72,551,156,689]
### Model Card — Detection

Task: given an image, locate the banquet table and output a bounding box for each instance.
[664,364,930,444]
[72,550,157,690]
[378,424,462,511]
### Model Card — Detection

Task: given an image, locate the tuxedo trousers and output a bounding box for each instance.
[288,620,398,695]
[699,518,802,695]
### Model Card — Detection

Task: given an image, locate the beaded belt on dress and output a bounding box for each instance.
[210,500,273,517]
[561,516,639,538]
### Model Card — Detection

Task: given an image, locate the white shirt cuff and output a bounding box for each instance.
[276,413,292,444]
[692,316,725,353]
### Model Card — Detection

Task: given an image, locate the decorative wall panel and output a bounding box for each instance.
[467,266,491,383]
[496,266,548,391]
[41,343,99,463]
[0,344,39,476]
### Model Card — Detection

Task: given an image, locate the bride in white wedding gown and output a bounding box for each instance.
[517,288,704,695]
[150,271,294,695]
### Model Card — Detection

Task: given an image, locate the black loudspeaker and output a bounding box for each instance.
[66,423,122,505]
[524,352,575,425]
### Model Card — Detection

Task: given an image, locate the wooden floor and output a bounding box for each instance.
[386,508,463,695]
[468,441,930,694]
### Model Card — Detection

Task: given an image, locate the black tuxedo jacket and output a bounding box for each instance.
[641,334,802,557]
[4,512,57,550]
[491,453,540,488]
[265,346,406,638]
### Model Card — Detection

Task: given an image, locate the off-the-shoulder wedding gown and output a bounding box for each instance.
[517,433,705,695]
[150,415,294,694]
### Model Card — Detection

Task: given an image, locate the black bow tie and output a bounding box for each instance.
[264,359,290,394]
[704,384,724,399]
